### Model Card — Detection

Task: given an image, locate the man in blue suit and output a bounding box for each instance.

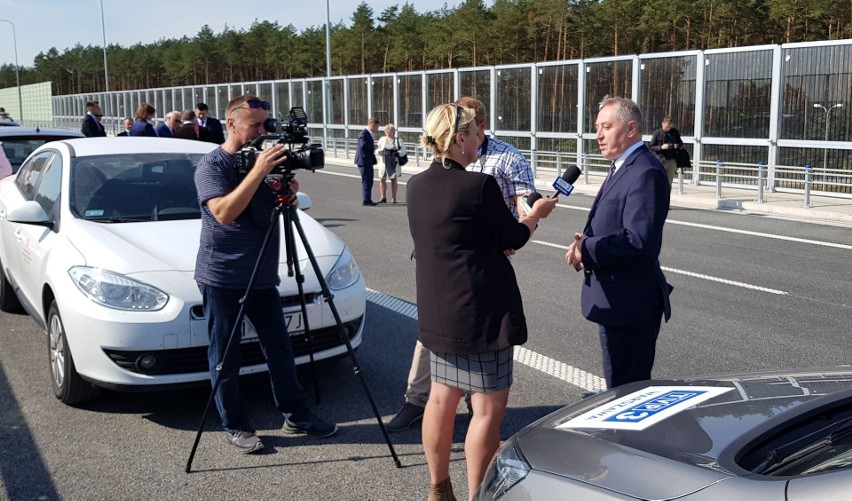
[80,101,106,137]
[354,118,380,206]
[566,97,672,389]
[196,103,225,144]
[155,111,179,137]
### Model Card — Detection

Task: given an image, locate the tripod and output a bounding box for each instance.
[186,179,401,472]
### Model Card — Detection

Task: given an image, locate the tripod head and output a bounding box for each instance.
[265,170,297,204]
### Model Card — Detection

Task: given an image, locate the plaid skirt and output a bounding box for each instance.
[430,347,513,393]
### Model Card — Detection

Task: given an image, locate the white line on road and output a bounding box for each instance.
[531,240,789,295]
[365,289,606,392]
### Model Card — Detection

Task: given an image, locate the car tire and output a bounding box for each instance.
[0,256,22,312]
[47,301,100,404]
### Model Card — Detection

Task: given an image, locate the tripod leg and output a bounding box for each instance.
[282,206,322,404]
[288,208,402,468]
[186,204,284,473]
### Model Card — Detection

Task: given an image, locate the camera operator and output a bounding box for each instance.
[194,95,337,454]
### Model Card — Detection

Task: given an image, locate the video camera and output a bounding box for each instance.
[237,106,325,176]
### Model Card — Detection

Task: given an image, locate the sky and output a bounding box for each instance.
[0,0,464,68]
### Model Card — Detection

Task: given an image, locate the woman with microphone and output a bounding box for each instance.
[406,103,557,500]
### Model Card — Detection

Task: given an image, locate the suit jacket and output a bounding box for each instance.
[174,122,213,142]
[81,115,106,137]
[117,131,130,137]
[580,144,672,327]
[129,120,157,137]
[354,128,376,167]
[407,159,532,354]
[201,117,225,144]
[155,123,173,137]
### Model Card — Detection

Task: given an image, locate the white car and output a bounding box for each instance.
[0,137,366,404]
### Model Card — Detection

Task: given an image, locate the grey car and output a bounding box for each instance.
[0,126,84,174]
[478,367,852,500]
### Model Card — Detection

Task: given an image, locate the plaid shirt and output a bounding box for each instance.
[466,136,535,219]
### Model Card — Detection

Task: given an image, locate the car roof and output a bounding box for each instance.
[52,137,218,157]
[0,126,84,138]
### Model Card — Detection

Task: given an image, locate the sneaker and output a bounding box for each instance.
[225,430,264,454]
[386,402,425,432]
[282,414,338,438]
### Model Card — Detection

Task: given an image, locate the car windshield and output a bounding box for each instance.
[2,136,75,173]
[70,153,205,222]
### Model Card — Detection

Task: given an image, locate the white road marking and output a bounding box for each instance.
[532,240,789,295]
[366,289,606,392]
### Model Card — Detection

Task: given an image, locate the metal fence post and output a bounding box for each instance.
[583,151,590,184]
[556,149,563,178]
[715,159,723,199]
[415,144,421,167]
[803,164,812,208]
[531,149,538,179]
[677,167,685,195]
[756,161,766,203]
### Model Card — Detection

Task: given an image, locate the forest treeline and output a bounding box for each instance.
[1,0,850,95]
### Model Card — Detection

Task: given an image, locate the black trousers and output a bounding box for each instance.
[598,320,661,389]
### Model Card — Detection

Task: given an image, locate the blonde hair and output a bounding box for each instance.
[420,104,477,161]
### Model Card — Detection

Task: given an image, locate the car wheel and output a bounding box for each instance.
[0,256,22,312]
[47,301,100,404]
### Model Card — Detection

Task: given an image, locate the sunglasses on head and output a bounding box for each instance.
[230,99,271,116]
[451,104,462,135]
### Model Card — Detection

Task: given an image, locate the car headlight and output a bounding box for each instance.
[477,438,530,499]
[68,266,169,311]
[325,248,361,290]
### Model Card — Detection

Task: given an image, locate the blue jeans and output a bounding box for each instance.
[200,284,311,433]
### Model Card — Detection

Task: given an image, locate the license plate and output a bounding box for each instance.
[241,311,304,343]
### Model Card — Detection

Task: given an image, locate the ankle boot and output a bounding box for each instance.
[427,477,457,501]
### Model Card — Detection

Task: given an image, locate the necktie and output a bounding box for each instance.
[603,162,616,188]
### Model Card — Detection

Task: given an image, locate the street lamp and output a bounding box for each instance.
[0,18,23,123]
[324,0,332,148]
[813,102,844,173]
[100,0,109,92]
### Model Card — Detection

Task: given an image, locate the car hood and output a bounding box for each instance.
[513,369,852,499]
[66,211,343,275]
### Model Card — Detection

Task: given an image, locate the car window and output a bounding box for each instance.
[34,153,63,219]
[0,136,78,174]
[71,153,205,222]
[15,151,54,201]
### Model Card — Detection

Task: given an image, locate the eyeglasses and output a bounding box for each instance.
[229,99,270,116]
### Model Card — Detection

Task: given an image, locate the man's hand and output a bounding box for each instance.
[253,143,288,175]
[565,232,584,271]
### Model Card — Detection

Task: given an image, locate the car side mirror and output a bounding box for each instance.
[7,200,54,229]
[295,192,312,211]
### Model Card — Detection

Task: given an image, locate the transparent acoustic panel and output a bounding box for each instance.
[700,144,768,187]
[348,77,368,126]
[537,64,579,133]
[306,81,324,124]
[703,50,773,138]
[640,56,697,136]
[216,86,228,117]
[229,84,243,101]
[459,69,490,103]
[274,82,290,119]
[585,60,633,133]
[371,76,394,126]
[778,146,852,194]
[426,72,454,112]
[258,83,273,103]
[329,79,345,125]
[162,90,173,115]
[398,74,423,128]
[205,87,217,116]
[291,81,305,108]
[496,67,532,131]
[497,136,530,153]
[243,83,258,98]
[782,45,852,142]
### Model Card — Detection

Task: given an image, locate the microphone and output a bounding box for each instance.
[520,165,582,213]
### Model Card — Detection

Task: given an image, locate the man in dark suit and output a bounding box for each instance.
[155,111,179,137]
[80,101,106,137]
[354,118,379,206]
[116,117,133,136]
[195,103,225,144]
[648,116,684,186]
[566,97,672,389]
[174,110,213,142]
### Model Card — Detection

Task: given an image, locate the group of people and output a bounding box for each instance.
[355,118,407,205]
[189,90,672,500]
[82,100,225,143]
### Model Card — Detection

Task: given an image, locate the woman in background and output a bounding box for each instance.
[375,123,406,203]
[129,103,157,137]
[406,104,556,500]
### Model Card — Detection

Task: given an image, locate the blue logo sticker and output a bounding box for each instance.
[603,390,705,423]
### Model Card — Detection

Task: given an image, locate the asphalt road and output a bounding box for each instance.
[1,162,851,500]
